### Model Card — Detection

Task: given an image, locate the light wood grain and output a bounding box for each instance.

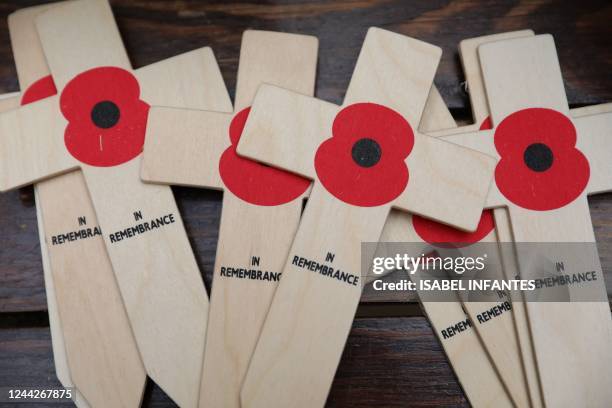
[9,4,145,407]
[239,83,496,232]
[142,30,318,408]
[380,32,533,407]
[459,30,535,123]
[458,30,539,408]
[381,76,515,407]
[238,29,495,408]
[434,34,612,407]
[478,35,612,407]
[0,92,94,406]
[36,195,91,408]
[0,0,236,406]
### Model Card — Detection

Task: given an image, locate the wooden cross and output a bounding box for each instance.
[141,30,318,408]
[236,28,497,407]
[0,1,233,406]
[14,4,156,405]
[375,30,537,408]
[426,34,612,406]
[6,5,144,406]
[0,93,94,405]
[404,31,612,408]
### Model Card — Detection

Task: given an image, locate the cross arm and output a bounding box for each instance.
[0,96,77,191]
[137,46,234,189]
[393,131,497,231]
[136,47,232,114]
[142,108,232,189]
[574,108,612,195]
[236,84,338,180]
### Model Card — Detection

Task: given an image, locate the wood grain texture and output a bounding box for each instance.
[0,1,610,406]
[238,28,496,408]
[0,0,611,313]
[0,0,609,109]
[478,34,612,407]
[143,30,318,408]
[10,5,145,407]
[0,317,468,408]
[1,1,233,406]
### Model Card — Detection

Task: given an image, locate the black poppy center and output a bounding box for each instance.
[351,138,381,168]
[91,100,120,129]
[523,143,554,172]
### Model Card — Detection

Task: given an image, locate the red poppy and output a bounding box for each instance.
[314,103,413,207]
[413,118,495,245]
[21,75,57,105]
[219,107,310,206]
[60,67,149,167]
[494,108,589,211]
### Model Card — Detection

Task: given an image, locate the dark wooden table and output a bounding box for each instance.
[0,0,611,406]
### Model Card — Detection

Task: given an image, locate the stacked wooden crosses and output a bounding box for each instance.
[0,0,610,407]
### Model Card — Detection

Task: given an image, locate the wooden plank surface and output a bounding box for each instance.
[0,0,610,109]
[0,0,610,406]
[0,317,468,408]
[1,0,611,313]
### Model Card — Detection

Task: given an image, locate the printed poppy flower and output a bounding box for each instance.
[60,67,150,167]
[494,108,589,211]
[21,75,57,105]
[219,107,310,206]
[413,118,495,246]
[314,103,413,207]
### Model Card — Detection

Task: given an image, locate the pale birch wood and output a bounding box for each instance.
[0,94,19,110]
[490,86,612,408]
[0,97,76,190]
[0,93,91,408]
[380,76,515,407]
[575,108,612,195]
[142,31,318,408]
[459,30,538,408]
[236,84,335,178]
[478,35,612,407]
[239,29,495,408]
[8,5,54,90]
[37,172,146,408]
[242,183,389,408]
[404,129,529,407]
[494,210,547,408]
[35,0,131,90]
[0,0,235,406]
[418,86,455,133]
[0,96,94,408]
[142,109,232,189]
[9,4,146,407]
[459,30,534,123]
[8,9,88,406]
[35,194,91,408]
[431,34,612,407]
[387,32,533,402]
[379,215,513,408]
[239,85,496,232]
[234,30,318,111]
